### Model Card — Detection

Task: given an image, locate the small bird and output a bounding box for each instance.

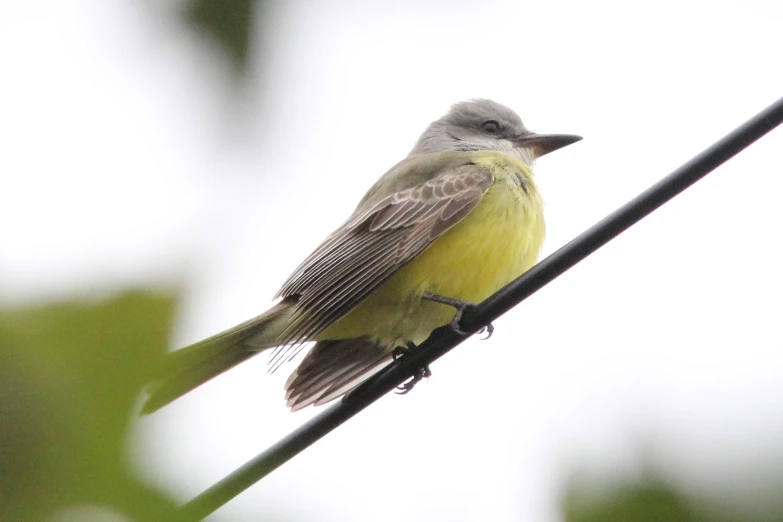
[142,99,581,413]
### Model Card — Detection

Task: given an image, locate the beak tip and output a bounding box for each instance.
[515,133,583,156]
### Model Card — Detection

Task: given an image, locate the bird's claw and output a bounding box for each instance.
[392,344,431,395]
[395,365,432,395]
[448,303,473,335]
[477,322,495,340]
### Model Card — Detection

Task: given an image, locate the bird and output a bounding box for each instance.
[141,99,581,413]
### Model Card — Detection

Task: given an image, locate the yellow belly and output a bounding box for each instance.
[318,163,545,347]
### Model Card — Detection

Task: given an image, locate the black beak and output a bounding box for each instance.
[512,133,582,156]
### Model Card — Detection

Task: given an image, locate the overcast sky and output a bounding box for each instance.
[3,1,783,521]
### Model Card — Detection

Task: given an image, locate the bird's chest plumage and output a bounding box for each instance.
[319,161,545,347]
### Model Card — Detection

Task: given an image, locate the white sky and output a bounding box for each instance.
[2,1,783,521]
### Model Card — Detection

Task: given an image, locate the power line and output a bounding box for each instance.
[179,96,783,521]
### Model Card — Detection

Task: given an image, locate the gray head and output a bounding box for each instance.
[410,99,581,165]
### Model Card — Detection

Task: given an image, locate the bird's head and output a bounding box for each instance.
[410,99,581,166]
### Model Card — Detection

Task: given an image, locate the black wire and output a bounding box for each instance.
[179,96,783,521]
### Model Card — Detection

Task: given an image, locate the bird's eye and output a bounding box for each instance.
[482,120,500,133]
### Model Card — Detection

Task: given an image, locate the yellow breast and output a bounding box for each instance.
[318,152,545,347]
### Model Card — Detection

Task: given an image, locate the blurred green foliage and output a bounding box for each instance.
[0,292,183,521]
[564,475,783,522]
[565,479,705,522]
[184,0,256,77]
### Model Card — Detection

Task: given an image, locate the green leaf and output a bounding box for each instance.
[0,291,182,521]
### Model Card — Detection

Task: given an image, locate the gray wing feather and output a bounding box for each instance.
[285,338,391,411]
[271,160,493,364]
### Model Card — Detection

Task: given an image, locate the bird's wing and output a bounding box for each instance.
[269,156,493,366]
[284,337,391,411]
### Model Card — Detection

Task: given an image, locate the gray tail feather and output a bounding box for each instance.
[140,298,295,414]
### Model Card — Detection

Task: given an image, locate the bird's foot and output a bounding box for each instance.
[421,292,494,339]
[392,344,432,395]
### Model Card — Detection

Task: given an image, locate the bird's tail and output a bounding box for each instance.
[141,298,296,414]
